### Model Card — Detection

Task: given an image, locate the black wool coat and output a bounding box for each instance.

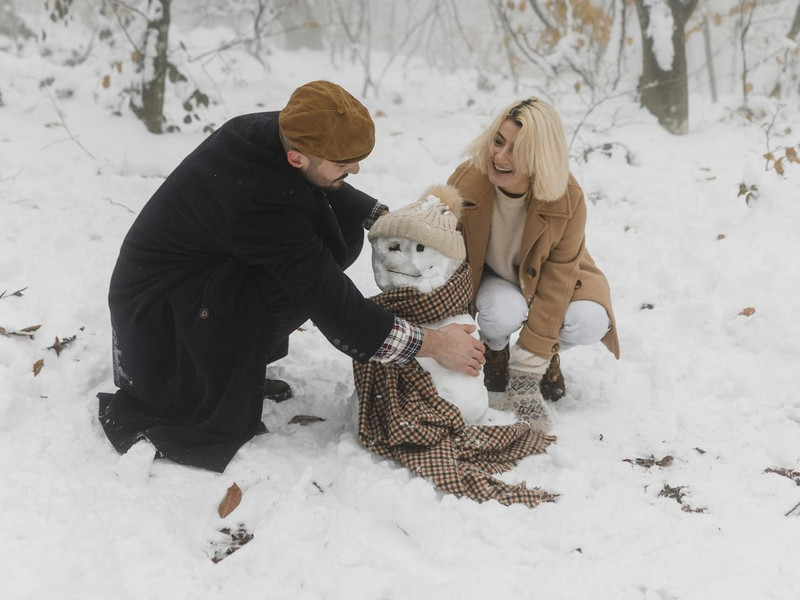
[99,111,394,472]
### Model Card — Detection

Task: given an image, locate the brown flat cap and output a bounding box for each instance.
[278,81,375,163]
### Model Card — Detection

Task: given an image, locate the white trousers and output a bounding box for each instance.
[475,270,611,352]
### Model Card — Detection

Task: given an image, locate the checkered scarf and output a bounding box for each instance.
[353,263,556,508]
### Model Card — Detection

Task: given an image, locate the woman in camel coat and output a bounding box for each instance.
[447,97,619,432]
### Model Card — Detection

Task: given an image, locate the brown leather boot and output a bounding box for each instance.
[539,353,566,402]
[483,345,510,393]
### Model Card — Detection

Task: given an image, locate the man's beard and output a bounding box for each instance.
[302,165,347,191]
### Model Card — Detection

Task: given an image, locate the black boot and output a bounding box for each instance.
[263,378,293,402]
[539,354,566,402]
[483,345,510,393]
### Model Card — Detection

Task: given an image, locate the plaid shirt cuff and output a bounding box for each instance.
[363,201,390,230]
[371,317,423,363]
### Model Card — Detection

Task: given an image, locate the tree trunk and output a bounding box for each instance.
[134,0,171,134]
[633,0,699,134]
[701,9,717,103]
[789,1,800,41]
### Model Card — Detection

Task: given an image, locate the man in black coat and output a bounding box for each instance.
[99,81,484,472]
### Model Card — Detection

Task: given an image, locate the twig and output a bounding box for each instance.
[42,86,96,160]
[493,0,557,79]
[0,287,28,300]
[187,23,330,63]
[569,91,627,152]
[785,500,800,517]
[105,197,135,214]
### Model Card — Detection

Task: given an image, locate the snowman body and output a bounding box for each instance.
[370,232,489,424]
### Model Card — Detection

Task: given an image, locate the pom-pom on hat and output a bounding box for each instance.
[369,185,466,260]
[278,81,375,163]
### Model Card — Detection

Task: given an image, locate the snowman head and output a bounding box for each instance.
[368,185,465,294]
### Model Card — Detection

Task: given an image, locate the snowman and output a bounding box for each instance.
[367,185,489,424]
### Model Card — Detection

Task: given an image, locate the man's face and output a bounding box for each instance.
[301,156,360,191]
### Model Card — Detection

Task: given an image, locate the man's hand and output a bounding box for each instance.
[417,323,485,376]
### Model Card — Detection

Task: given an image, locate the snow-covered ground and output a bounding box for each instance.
[2,23,800,600]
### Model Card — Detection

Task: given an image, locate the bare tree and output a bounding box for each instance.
[789,0,800,40]
[633,0,699,134]
[131,0,172,133]
[700,6,717,103]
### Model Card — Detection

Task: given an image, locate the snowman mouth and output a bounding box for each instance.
[387,268,421,277]
[493,163,513,174]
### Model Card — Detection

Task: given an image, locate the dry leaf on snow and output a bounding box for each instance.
[217,483,242,518]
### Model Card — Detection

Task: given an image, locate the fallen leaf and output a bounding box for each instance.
[33,359,44,376]
[289,415,325,425]
[218,483,242,518]
[0,287,28,300]
[716,233,726,240]
[373,110,387,118]
[45,334,77,355]
[740,307,756,317]
[1,324,41,339]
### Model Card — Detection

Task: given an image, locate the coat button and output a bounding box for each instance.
[199,308,210,319]
[359,352,366,359]
[575,279,583,289]
[350,348,358,356]
[342,344,350,352]
[528,268,537,278]
[333,339,341,346]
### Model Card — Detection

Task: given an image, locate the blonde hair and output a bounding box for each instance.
[465,97,569,201]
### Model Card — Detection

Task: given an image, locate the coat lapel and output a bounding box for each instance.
[519,194,572,267]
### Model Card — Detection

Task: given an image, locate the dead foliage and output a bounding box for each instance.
[765,467,800,486]
[0,287,27,300]
[217,483,242,518]
[45,334,77,356]
[658,484,706,514]
[209,525,254,563]
[0,324,41,339]
[624,455,673,468]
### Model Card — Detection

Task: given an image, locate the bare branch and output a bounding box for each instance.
[42,85,95,160]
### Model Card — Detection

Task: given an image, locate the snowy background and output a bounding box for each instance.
[2,2,800,599]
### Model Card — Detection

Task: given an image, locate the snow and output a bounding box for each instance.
[3,17,800,600]
[643,0,675,72]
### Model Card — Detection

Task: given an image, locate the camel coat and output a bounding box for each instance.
[447,162,619,360]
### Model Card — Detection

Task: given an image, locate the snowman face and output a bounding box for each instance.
[371,236,462,294]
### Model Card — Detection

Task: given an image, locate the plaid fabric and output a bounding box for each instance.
[353,263,557,507]
[363,201,390,230]
[371,318,423,363]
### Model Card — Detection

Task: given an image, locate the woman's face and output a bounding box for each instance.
[487,119,530,196]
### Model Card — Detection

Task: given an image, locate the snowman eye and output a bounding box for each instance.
[388,242,400,251]
[416,244,425,252]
